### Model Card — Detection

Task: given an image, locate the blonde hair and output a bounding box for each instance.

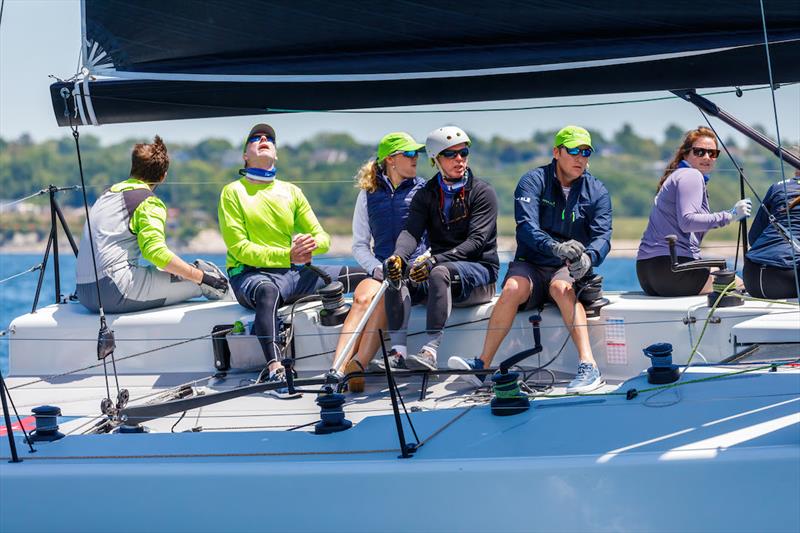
[657,126,717,193]
[355,158,384,193]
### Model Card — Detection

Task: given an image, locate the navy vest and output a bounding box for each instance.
[367,175,426,262]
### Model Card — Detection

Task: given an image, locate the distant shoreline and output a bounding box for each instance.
[0,233,741,259]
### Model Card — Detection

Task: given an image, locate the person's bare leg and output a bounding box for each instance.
[332,278,381,371]
[549,280,596,365]
[353,300,388,369]
[478,276,531,367]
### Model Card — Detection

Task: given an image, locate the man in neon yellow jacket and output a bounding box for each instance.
[77,136,228,313]
[219,124,366,397]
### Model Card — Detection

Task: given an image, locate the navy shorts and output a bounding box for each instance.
[449,260,497,301]
[404,260,496,304]
[229,265,348,310]
[503,261,573,310]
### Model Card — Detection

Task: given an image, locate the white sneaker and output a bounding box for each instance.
[447,356,486,388]
[566,362,604,393]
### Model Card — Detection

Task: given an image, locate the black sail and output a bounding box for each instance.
[50,0,800,126]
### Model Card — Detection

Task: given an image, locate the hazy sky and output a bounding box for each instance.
[1,0,798,149]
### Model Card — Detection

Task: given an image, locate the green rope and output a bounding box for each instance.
[733,294,800,307]
[525,357,799,400]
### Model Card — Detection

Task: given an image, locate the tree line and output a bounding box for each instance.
[0,124,789,243]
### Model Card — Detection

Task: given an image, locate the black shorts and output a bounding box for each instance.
[636,255,709,297]
[743,257,799,299]
[503,261,573,310]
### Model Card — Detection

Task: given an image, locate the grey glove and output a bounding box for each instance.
[568,253,592,280]
[551,239,585,262]
[194,259,229,300]
[371,266,384,282]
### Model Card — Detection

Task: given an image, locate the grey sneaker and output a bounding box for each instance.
[566,362,604,393]
[265,367,302,399]
[375,349,407,371]
[406,349,438,371]
[447,356,486,388]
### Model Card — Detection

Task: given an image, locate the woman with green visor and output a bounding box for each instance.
[336,132,427,392]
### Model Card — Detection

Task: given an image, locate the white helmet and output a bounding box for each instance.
[425,126,471,164]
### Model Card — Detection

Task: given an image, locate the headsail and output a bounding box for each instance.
[51,0,800,126]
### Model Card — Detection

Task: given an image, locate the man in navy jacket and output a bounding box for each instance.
[449,126,612,393]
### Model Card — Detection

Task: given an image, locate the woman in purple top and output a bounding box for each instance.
[636,127,752,296]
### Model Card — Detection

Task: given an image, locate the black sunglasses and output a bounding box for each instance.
[690,147,720,159]
[440,148,470,159]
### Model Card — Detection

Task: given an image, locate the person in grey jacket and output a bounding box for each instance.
[637,126,751,296]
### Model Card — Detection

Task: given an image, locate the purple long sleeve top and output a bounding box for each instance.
[637,164,732,260]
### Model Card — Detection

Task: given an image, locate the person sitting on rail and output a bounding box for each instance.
[636,126,751,296]
[382,126,499,371]
[335,132,428,393]
[449,126,612,393]
[76,135,229,314]
[743,152,800,299]
[219,123,367,398]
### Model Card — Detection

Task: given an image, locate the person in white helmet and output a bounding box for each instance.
[382,126,499,371]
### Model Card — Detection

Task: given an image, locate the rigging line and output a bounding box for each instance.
[415,405,474,449]
[68,120,118,401]
[0,0,4,29]
[0,264,42,285]
[760,0,800,303]
[263,85,789,114]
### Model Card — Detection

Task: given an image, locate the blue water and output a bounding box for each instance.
[0,252,640,374]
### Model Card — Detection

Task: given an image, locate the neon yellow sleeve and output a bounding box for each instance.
[292,186,330,256]
[218,184,291,268]
[130,196,175,269]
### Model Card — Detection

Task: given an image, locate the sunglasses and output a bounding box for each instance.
[392,150,420,158]
[248,135,275,144]
[690,147,720,159]
[562,146,593,158]
[440,148,470,159]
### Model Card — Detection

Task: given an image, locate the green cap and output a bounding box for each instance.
[554,125,593,149]
[377,132,425,163]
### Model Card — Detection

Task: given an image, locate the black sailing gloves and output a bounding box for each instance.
[194,259,229,300]
[383,255,406,283]
[409,255,436,283]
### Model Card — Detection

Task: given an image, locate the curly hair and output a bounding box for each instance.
[130,135,170,184]
[354,158,385,193]
[657,127,717,193]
